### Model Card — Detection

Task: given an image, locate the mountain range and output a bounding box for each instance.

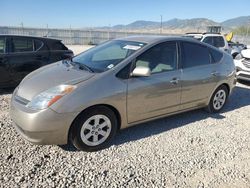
[108,16,250,33]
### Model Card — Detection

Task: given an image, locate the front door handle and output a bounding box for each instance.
[170,78,179,85]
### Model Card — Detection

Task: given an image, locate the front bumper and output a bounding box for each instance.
[235,59,250,81]
[10,95,78,145]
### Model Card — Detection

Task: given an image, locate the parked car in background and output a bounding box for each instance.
[0,35,73,88]
[185,32,230,53]
[10,36,236,151]
[229,41,247,59]
[234,48,250,81]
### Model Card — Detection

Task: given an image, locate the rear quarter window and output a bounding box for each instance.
[209,48,223,63]
[34,40,43,51]
[51,41,68,50]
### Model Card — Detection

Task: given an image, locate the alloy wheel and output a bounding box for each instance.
[80,115,112,146]
[213,89,226,110]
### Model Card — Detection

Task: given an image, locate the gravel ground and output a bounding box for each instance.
[0,82,250,188]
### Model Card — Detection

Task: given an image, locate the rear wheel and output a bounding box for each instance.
[70,106,118,151]
[207,85,228,113]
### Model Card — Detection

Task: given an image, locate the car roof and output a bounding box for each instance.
[185,32,223,37]
[0,34,61,42]
[116,35,201,45]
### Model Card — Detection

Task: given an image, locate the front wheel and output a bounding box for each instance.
[70,106,118,151]
[206,85,228,113]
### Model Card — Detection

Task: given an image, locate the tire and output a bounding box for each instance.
[70,106,118,151]
[206,85,228,113]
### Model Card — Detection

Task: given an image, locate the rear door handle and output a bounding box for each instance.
[36,55,43,60]
[211,71,219,76]
[170,77,179,85]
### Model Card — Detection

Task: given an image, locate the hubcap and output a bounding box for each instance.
[213,89,226,110]
[80,115,111,146]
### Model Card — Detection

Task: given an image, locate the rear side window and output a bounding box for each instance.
[34,40,43,51]
[11,38,33,52]
[51,41,68,50]
[213,37,225,48]
[182,42,210,68]
[210,48,223,63]
[0,37,5,53]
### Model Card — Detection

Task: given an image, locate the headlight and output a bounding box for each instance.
[26,85,76,110]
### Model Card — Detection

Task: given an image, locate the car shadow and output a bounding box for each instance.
[114,83,250,147]
[60,84,250,152]
[237,80,250,86]
[0,87,15,95]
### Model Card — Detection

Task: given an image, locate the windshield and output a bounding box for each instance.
[72,40,146,73]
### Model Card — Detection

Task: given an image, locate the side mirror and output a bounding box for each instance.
[131,66,151,77]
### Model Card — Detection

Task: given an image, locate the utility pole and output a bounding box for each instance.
[160,15,163,34]
[108,24,110,40]
[70,25,72,45]
[46,24,49,37]
[21,22,24,34]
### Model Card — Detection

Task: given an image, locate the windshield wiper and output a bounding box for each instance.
[62,59,73,67]
[71,61,94,73]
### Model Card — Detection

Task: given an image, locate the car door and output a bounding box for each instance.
[0,36,11,87]
[127,41,181,123]
[180,41,219,110]
[7,37,49,84]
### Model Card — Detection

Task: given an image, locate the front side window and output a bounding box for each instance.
[213,36,225,48]
[182,42,210,68]
[11,38,33,52]
[0,37,5,53]
[72,40,146,73]
[134,42,177,74]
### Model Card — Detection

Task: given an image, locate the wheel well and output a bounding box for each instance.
[221,83,230,94]
[232,52,239,59]
[67,104,121,143]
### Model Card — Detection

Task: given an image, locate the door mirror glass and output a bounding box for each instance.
[131,66,151,77]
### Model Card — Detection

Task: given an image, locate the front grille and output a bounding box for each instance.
[243,58,250,69]
[238,73,250,79]
[14,95,30,105]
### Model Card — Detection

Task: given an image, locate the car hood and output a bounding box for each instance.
[241,49,250,59]
[17,61,95,101]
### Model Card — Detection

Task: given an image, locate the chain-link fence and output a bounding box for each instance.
[0,26,249,45]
